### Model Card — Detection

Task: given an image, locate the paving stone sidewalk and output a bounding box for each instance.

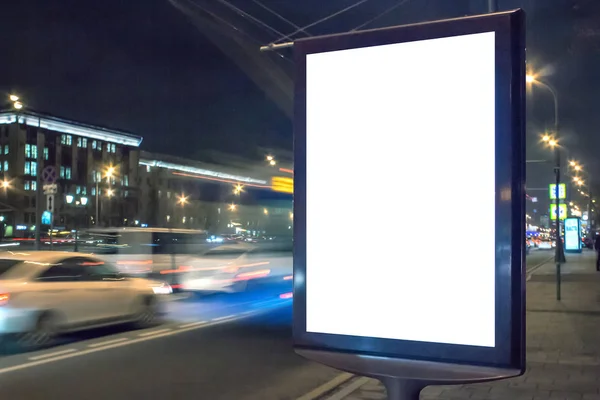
[323,250,600,400]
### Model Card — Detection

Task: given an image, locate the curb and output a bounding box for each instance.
[295,373,354,400]
[526,255,554,281]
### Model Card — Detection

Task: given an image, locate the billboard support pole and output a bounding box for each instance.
[383,379,424,400]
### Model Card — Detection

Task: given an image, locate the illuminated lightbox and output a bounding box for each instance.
[304,32,496,347]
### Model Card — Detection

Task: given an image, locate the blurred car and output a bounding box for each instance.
[538,240,553,250]
[0,251,172,349]
[177,249,292,294]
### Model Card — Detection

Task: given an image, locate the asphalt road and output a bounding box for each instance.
[0,251,554,400]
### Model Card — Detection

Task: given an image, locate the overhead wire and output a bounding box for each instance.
[251,0,312,37]
[350,0,412,32]
[217,0,288,40]
[271,0,373,45]
[180,0,293,63]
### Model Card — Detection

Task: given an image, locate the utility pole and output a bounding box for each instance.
[488,0,498,12]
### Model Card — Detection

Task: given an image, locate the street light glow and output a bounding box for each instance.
[233,184,244,194]
[526,74,535,83]
[229,203,237,211]
[266,155,274,161]
[13,101,23,110]
[269,159,276,166]
[106,166,115,177]
[541,134,550,142]
[1,180,9,189]
[548,139,557,147]
[9,95,19,102]
[178,194,188,205]
[107,189,114,197]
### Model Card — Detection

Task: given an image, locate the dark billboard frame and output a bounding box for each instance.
[292,9,526,376]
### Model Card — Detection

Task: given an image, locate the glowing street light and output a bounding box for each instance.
[542,134,550,142]
[233,184,244,195]
[9,94,19,102]
[106,189,114,197]
[106,166,115,178]
[177,194,188,206]
[526,74,535,84]
[548,139,558,147]
[263,208,268,215]
[228,203,237,211]
[1,180,10,189]
[13,101,23,110]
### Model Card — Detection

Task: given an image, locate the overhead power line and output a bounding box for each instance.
[217,0,288,40]
[252,0,312,37]
[271,0,373,45]
[351,0,412,32]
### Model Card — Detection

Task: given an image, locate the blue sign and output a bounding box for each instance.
[41,211,52,225]
[564,217,582,253]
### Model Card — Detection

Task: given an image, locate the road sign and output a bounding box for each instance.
[43,183,57,195]
[46,195,54,213]
[550,204,568,220]
[549,183,566,200]
[292,9,526,395]
[42,166,57,184]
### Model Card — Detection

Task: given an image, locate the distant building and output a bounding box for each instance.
[137,151,292,236]
[0,110,142,236]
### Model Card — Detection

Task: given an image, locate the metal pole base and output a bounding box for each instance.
[383,379,425,400]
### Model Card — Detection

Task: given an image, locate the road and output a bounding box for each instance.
[0,251,553,399]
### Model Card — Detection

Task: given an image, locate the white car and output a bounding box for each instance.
[538,240,554,250]
[177,251,292,294]
[0,251,172,348]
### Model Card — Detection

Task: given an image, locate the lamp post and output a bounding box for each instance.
[96,166,115,227]
[529,74,564,299]
[66,195,88,252]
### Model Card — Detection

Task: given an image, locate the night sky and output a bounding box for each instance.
[2,0,600,218]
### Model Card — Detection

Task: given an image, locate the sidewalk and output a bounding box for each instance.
[321,250,600,400]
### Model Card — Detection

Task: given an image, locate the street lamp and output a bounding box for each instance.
[1,180,10,189]
[229,203,237,211]
[66,195,88,252]
[177,194,188,206]
[530,73,564,300]
[96,165,116,226]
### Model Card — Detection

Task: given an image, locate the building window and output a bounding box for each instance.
[3,161,8,172]
[24,181,36,191]
[44,147,49,160]
[24,161,37,176]
[3,145,8,155]
[25,144,38,159]
[111,144,116,153]
[91,187,96,196]
[146,165,151,173]
[77,137,88,148]
[76,186,81,194]
[106,143,116,153]
[123,175,129,186]
[82,187,87,195]
[61,134,72,146]
[60,166,72,179]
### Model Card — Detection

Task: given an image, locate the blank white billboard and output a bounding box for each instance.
[305,31,496,347]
